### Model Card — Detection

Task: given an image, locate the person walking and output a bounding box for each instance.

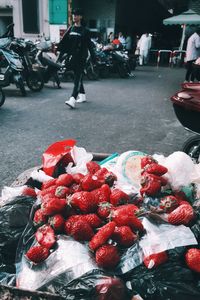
[137,33,152,65]
[125,34,132,54]
[185,28,200,83]
[58,8,96,109]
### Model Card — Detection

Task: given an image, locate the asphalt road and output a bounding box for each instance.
[0,66,193,190]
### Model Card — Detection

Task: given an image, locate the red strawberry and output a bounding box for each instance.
[22,186,37,198]
[84,214,102,228]
[167,202,195,225]
[91,184,111,205]
[95,167,109,180]
[95,277,126,300]
[69,183,82,194]
[141,173,168,187]
[41,198,66,216]
[95,244,120,269]
[42,179,57,190]
[159,195,179,213]
[49,214,65,232]
[40,193,55,204]
[72,173,84,184]
[185,248,200,273]
[97,202,113,220]
[143,251,168,269]
[110,189,130,206]
[25,245,49,264]
[33,209,47,227]
[56,173,74,187]
[86,161,101,174]
[55,186,70,198]
[81,174,102,191]
[69,191,97,213]
[89,221,116,251]
[140,174,161,196]
[111,204,139,217]
[112,226,137,247]
[71,220,94,241]
[40,185,57,198]
[141,156,156,169]
[35,224,56,249]
[144,163,168,176]
[111,209,144,232]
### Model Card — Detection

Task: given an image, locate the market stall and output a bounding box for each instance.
[0,139,199,299]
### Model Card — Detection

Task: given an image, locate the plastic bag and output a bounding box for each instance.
[153,151,195,190]
[66,146,93,175]
[42,139,76,176]
[0,195,35,275]
[17,231,129,299]
[139,217,197,256]
[127,253,200,300]
[17,235,97,291]
[40,270,129,300]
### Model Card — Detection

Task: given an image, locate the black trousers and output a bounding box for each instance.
[71,60,85,99]
[185,60,195,81]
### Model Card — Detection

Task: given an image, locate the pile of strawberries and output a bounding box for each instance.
[25,156,200,274]
[25,161,144,269]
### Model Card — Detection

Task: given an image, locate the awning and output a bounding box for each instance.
[163,9,200,50]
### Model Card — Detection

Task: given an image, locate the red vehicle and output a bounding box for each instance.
[171,82,200,162]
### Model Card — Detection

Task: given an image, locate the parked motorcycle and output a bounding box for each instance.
[102,44,131,78]
[9,38,44,92]
[171,82,200,162]
[0,38,26,101]
[35,40,62,88]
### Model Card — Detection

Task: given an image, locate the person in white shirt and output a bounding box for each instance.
[137,33,152,65]
[185,28,200,82]
[118,32,126,47]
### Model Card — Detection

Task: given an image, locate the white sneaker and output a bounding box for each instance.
[65,97,76,108]
[76,93,86,103]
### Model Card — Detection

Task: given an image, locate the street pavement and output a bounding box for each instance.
[0,65,193,190]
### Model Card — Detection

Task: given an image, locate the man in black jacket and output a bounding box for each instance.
[58,8,96,108]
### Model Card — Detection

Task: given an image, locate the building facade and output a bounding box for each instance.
[0,0,49,39]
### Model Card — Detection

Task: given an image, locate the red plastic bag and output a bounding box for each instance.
[42,139,76,176]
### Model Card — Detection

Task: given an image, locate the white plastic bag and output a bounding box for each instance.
[153,151,195,190]
[66,146,93,175]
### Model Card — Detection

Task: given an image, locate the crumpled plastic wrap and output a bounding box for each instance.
[139,217,198,257]
[0,195,35,283]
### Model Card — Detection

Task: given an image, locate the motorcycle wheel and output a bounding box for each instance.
[182,135,200,162]
[86,64,99,80]
[117,63,129,78]
[0,88,5,107]
[26,71,44,92]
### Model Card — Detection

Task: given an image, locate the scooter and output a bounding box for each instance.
[9,38,44,92]
[0,38,26,104]
[171,82,200,162]
[35,40,62,88]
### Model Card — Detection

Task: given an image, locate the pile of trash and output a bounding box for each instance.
[0,139,199,300]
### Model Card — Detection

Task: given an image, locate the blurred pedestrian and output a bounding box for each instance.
[118,32,126,47]
[185,27,200,83]
[107,32,114,44]
[58,8,96,109]
[137,33,152,65]
[125,34,132,54]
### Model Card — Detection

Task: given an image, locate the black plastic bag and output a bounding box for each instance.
[128,253,200,300]
[0,195,35,274]
[40,269,130,300]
